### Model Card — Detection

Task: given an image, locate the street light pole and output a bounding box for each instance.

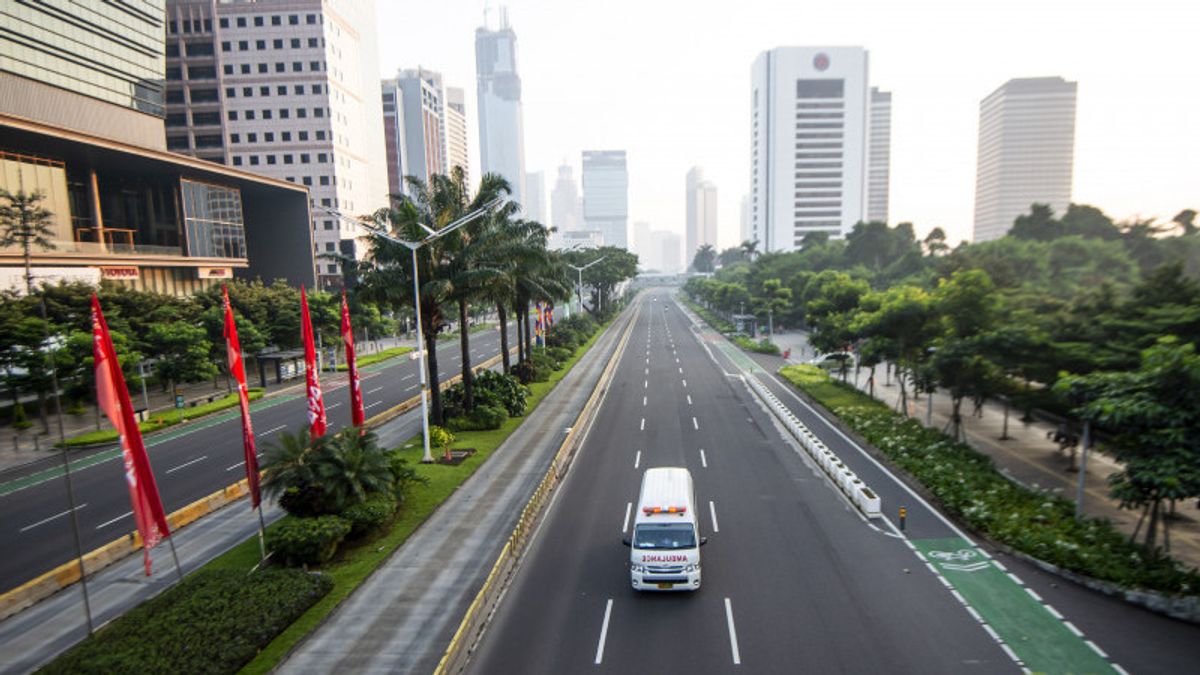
[407,244,433,463]
[566,255,605,315]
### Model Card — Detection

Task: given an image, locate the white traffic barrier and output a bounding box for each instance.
[746,374,883,520]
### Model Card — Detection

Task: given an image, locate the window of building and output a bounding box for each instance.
[262,109,273,119]
[220,41,231,52]
[318,153,328,163]
[264,132,274,142]
[194,135,223,148]
[167,136,189,150]
[307,38,319,48]
[279,108,290,119]
[292,62,302,72]
[309,61,321,71]
[169,20,178,34]
[256,40,266,50]
[166,43,180,57]
[225,87,236,98]
[227,110,238,121]
[185,42,214,56]
[188,65,216,80]
[315,130,326,140]
[284,154,294,164]
[249,156,259,165]
[232,156,243,166]
[165,113,187,127]
[236,17,247,27]
[166,67,182,81]
[297,108,307,118]
[275,62,285,72]
[319,176,330,186]
[326,264,337,274]
[242,64,252,74]
[302,176,313,186]
[242,87,252,97]
[299,131,309,140]
[254,16,264,27]
[223,65,234,75]
[259,86,269,96]
[289,14,299,25]
[190,88,219,103]
[181,180,248,260]
[238,40,248,50]
[230,133,240,143]
[204,19,212,32]
[323,220,334,230]
[266,155,276,165]
[193,111,220,125]
[313,107,323,118]
[245,110,255,120]
[311,84,322,94]
[219,18,229,28]
[273,38,283,49]
[307,14,317,24]
[300,153,310,163]
[183,20,193,33]
[281,131,292,141]
[247,132,257,142]
[277,85,287,95]
[325,242,335,252]
[289,38,300,48]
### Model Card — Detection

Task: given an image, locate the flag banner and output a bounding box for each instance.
[301,286,327,438]
[92,295,170,576]
[342,292,365,429]
[535,301,544,346]
[222,286,261,508]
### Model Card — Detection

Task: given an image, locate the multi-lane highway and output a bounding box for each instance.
[466,290,1199,674]
[0,328,512,591]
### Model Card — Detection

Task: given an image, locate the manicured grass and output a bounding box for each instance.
[61,389,265,447]
[731,335,780,355]
[336,346,412,371]
[200,318,613,674]
[779,364,1200,594]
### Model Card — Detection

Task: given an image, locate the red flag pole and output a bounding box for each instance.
[342,291,365,431]
[223,286,266,563]
[91,295,181,580]
[301,286,327,439]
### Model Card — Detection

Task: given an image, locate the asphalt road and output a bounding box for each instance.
[0,327,514,591]
[466,290,1200,674]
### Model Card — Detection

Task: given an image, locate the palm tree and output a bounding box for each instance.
[740,239,759,261]
[0,189,57,296]
[692,244,717,273]
[310,428,394,512]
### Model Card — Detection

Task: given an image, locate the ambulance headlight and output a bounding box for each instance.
[685,563,698,573]
[630,564,645,573]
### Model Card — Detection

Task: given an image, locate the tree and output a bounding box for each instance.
[1055,338,1200,551]
[310,428,396,512]
[1172,209,1197,237]
[1009,203,1060,241]
[923,227,949,257]
[0,189,57,296]
[931,337,998,441]
[692,244,716,273]
[146,321,219,394]
[850,285,939,415]
[740,239,759,260]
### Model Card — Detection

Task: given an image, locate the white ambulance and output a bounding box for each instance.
[623,467,706,591]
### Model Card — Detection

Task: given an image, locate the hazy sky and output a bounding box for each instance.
[378,0,1198,247]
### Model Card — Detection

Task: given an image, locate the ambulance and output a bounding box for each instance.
[623,467,706,591]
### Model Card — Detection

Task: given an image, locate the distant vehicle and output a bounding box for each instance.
[810,352,855,371]
[624,467,705,591]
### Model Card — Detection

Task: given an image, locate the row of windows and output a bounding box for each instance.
[225,106,326,121]
[221,37,321,52]
[795,152,842,160]
[226,84,325,102]
[796,133,843,140]
[165,88,218,104]
[795,162,843,169]
[166,66,216,81]
[796,191,842,199]
[232,155,337,170]
[231,130,323,145]
[165,43,215,58]
[220,14,318,29]
[795,201,842,209]
[794,210,842,218]
[166,111,221,127]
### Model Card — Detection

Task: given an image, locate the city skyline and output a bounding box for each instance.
[379,0,1197,247]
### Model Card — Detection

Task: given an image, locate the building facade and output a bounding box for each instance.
[551,163,582,232]
[0,0,314,294]
[524,170,546,224]
[380,79,406,197]
[972,77,1077,242]
[867,87,892,224]
[750,46,871,252]
[444,86,470,184]
[475,9,526,204]
[165,0,388,287]
[395,67,445,185]
[685,167,718,263]
[582,150,628,249]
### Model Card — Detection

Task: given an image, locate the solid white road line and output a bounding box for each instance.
[709,501,720,532]
[724,597,742,665]
[258,424,287,437]
[367,386,384,394]
[634,451,641,469]
[692,416,699,430]
[166,456,207,474]
[21,504,87,533]
[686,394,693,405]
[623,502,632,532]
[595,599,614,665]
[700,449,708,468]
[95,510,132,530]
[640,418,645,431]
[366,401,383,409]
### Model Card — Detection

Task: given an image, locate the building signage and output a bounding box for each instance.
[197,267,233,279]
[100,266,140,279]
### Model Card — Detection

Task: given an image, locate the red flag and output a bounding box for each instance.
[222,286,261,508]
[341,291,365,429]
[91,295,170,576]
[301,286,327,438]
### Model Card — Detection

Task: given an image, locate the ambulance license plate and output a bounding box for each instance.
[657,582,674,589]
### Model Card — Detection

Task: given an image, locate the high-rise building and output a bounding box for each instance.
[167,0,388,288]
[444,86,470,185]
[632,221,652,261]
[659,231,682,273]
[582,150,628,248]
[475,8,526,203]
[381,79,406,197]
[867,87,892,224]
[973,77,1077,242]
[0,0,314,294]
[395,68,445,184]
[551,163,582,232]
[525,171,546,224]
[740,193,751,244]
[751,47,871,251]
[685,168,718,262]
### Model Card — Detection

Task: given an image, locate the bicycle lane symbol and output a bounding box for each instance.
[927,548,990,572]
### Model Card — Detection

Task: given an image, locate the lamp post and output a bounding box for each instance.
[320,197,505,463]
[566,255,605,315]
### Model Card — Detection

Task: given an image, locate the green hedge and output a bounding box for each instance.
[40,569,331,675]
[732,335,780,354]
[266,515,351,567]
[342,493,398,539]
[680,297,735,333]
[779,364,1199,595]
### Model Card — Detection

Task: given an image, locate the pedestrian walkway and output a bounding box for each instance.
[762,330,1200,572]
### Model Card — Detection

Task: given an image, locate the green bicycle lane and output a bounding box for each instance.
[912,537,1116,674]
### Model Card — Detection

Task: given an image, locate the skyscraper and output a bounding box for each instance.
[167,0,388,287]
[867,87,892,224]
[973,77,1077,242]
[551,163,583,232]
[751,47,871,251]
[685,167,718,262]
[444,86,470,185]
[395,68,445,185]
[525,170,546,224]
[475,8,526,204]
[582,150,629,248]
[740,193,751,244]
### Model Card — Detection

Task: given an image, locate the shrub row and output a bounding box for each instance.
[779,364,1199,595]
[680,297,735,333]
[41,569,332,675]
[732,335,780,355]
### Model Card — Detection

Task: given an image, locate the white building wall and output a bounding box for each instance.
[550,163,581,232]
[867,87,892,223]
[972,77,1077,242]
[444,85,469,186]
[475,13,526,203]
[525,170,546,224]
[582,150,628,248]
[751,46,869,252]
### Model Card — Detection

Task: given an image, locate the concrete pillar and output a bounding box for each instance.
[87,169,106,253]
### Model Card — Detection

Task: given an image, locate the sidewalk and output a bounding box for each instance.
[764,330,1200,572]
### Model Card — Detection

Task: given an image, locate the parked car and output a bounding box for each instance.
[810,352,855,371]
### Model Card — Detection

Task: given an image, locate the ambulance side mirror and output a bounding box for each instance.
[700,537,708,546]
[622,537,631,547]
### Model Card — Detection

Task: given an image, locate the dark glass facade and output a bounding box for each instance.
[181,179,247,259]
[0,1,166,116]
